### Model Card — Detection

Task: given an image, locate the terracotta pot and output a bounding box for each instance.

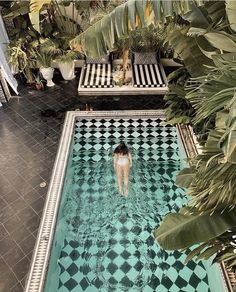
[35,83,44,90]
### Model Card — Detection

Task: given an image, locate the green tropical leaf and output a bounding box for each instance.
[3,2,30,18]
[204,32,236,52]
[215,110,228,129]
[162,116,192,125]
[166,26,213,76]
[197,244,222,260]
[154,207,236,250]
[184,242,209,263]
[30,0,51,12]
[29,0,52,32]
[225,0,236,32]
[70,0,209,57]
[219,100,236,163]
[182,2,209,27]
[176,167,196,188]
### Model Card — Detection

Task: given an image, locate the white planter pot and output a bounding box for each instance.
[40,67,55,87]
[58,61,75,80]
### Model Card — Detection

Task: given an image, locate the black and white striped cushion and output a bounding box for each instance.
[81,63,113,88]
[132,63,167,88]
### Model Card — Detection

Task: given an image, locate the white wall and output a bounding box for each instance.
[0,14,18,94]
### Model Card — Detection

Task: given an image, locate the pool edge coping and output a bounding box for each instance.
[24,110,230,292]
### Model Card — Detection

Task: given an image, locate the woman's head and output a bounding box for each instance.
[114,142,129,155]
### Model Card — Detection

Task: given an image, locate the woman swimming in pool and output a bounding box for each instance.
[113,142,132,196]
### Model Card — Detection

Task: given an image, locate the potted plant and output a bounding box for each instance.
[33,72,44,90]
[55,50,78,80]
[32,38,60,87]
[34,52,55,87]
[8,39,35,84]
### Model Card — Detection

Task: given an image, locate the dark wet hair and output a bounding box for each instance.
[114,142,130,155]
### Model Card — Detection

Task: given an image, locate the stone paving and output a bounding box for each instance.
[0,69,166,292]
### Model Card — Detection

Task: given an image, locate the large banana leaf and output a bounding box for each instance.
[182,1,209,27]
[204,32,236,52]
[3,2,30,18]
[154,207,236,250]
[225,0,236,32]
[165,26,213,76]
[176,167,196,188]
[188,27,236,54]
[70,0,209,56]
[29,0,52,32]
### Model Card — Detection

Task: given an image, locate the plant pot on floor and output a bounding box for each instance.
[58,61,75,80]
[40,67,55,87]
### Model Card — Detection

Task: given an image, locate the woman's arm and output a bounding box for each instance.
[113,154,118,169]
[129,153,132,167]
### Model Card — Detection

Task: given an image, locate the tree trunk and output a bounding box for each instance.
[122,48,129,82]
[24,66,34,84]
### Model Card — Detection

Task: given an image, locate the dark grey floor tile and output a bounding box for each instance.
[3,215,22,234]
[1,167,20,180]
[6,175,28,190]
[32,229,38,239]
[38,169,52,181]
[25,215,40,233]
[37,148,52,161]
[3,190,20,204]
[27,175,45,189]
[0,179,15,197]
[10,282,24,292]
[34,184,48,196]
[18,234,35,256]
[26,251,33,263]
[0,224,8,239]
[46,143,58,154]
[20,275,27,289]
[10,197,28,214]
[12,182,34,197]
[0,266,19,292]
[18,151,35,162]
[30,197,45,215]
[12,256,30,281]
[0,197,7,209]
[0,257,10,275]
[30,142,45,154]
[11,225,31,243]
[17,167,37,181]
[3,245,25,267]
[23,189,42,204]
[0,206,15,224]
[17,207,37,226]
[0,235,18,256]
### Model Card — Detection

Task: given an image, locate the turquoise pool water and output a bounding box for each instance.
[45,117,226,292]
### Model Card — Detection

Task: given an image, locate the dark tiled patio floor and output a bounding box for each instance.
[0,70,166,291]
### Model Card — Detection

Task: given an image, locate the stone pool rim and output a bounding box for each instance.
[24,110,229,292]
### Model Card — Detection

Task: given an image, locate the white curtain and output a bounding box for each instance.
[0,15,18,94]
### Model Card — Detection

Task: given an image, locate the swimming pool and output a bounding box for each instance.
[25,111,228,292]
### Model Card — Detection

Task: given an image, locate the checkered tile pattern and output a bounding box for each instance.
[49,118,210,291]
